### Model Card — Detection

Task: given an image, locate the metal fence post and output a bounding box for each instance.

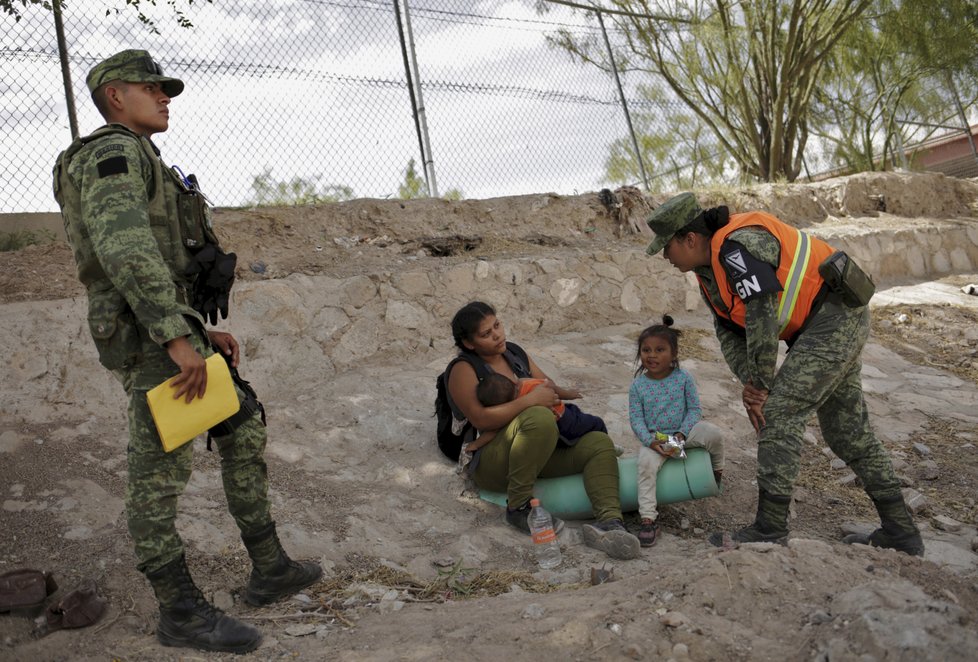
[393,0,429,196]
[597,10,649,191]
[53,0,79,141]
[403,0,438,197]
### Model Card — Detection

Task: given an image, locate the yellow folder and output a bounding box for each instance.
[147,353,241,452]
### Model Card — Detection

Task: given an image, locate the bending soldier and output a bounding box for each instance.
[644,193,923,556]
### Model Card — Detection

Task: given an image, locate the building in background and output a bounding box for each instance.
[907,124,978,179]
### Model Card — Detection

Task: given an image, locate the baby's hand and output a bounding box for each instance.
[561,387,583,400]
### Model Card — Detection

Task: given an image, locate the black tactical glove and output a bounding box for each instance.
[186,243,237,325]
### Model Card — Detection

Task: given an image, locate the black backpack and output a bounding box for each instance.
[435,343,530,461]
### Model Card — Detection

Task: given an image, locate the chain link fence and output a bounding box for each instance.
[2,0,975,214]
[3,0,650,213]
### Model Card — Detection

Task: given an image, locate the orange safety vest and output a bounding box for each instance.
[698,211,834,340]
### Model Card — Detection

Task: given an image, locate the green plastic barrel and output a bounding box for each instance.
[478,448,719,519]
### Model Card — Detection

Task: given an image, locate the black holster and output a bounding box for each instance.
[206,352,266,450]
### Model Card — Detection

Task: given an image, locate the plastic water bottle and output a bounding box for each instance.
[528,498,561,569]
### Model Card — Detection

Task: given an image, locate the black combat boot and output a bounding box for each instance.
[146,554,262,653]
[241,522,323,606]
[709,489,790,547]
[843,492,924,556]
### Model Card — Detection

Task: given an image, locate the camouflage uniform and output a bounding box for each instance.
[693,229,904,502]
[52,62,272,575]
[645,192,921,553]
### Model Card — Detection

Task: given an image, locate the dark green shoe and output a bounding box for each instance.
[709,489,790,547]
[147,555,262,654]
[842,528,924,556]
[242,523,323,606]
[844,492,925,557]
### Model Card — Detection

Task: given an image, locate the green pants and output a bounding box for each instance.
[472,406,623,522]
[122,331,272,574]
[758,300,901,501]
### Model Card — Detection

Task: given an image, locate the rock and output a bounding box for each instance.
[521,603,545,619]
[680,517,690,530]
[837,472,858,486]
[902,488,928,514]
[623,643,644,659]
[808,609,833,624]
[212,589,234,611]
[919,460,939,480]
[285,623,320,637]
[932,515,962,532]
[896,473,915,487]
[840,521,875,537]
[660,611,688,628]
[787,538,833,554]
[830,458,847,470]
[912,442,931,456]
[672,642,690,659]
[890,457,909,471]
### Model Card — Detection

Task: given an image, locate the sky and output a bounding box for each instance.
[2,0,639,213]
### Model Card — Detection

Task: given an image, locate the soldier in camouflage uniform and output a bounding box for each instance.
[644,193,923,556]
[52,50,322,653]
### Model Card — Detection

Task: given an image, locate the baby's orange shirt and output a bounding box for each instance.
[517,378,564,417]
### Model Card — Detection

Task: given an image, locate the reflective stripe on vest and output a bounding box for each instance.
[777,227,811,335]
[702,211,834,340]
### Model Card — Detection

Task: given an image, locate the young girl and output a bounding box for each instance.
[628,315,725,547]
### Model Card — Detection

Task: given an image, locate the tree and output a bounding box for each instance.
[547,0,873,182]
[605,83,730,190]
[1,0,211,31]
[812,0,978,173]
[395,159,465,200]
[397,158,427,199]
[248,168,354,206]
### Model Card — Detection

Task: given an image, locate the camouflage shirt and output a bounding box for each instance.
[694,227,781,391]
[54,124,205,383]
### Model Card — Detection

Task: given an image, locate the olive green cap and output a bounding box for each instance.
[86,50,184,98]
[645,192,703,255]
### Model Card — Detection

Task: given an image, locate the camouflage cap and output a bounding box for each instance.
[86,50,184,98]
[645,192,703,255]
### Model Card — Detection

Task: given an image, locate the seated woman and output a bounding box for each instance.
[445,301,640,560]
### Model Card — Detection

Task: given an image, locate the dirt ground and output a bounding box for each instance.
[2,172,978,661]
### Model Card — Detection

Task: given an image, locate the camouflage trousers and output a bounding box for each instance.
[758,298,901,501]
[122,346,272,574]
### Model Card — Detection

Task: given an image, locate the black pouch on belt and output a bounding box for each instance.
[206,350,266,450]
[818,251,876,307]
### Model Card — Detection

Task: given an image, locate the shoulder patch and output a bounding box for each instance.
[97,156,129,178]
[723,248,748,276]
[95,144,125,159]
[720,240,781,301]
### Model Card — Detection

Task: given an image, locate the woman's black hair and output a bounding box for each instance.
[634,314,682,376]
[451,301,496,349]
[674,205,730,241]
